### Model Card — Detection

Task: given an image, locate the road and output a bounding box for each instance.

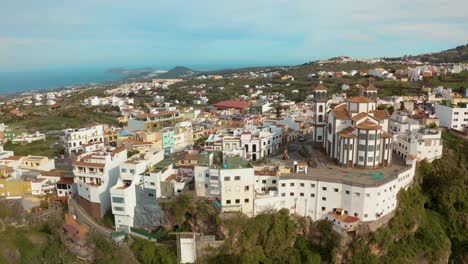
[68,197,112,237]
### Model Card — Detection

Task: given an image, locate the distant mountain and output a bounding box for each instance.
[386,44,468,63]
[157,66,197,79]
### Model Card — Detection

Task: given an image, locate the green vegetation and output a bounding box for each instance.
[0,213,74,263]
[387,43,468,63]
[200,209,336,263]
[3,136,59,157]
[130,237,177,264]
[347,132,467,263]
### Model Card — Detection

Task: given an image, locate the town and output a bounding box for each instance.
[0,57,467,263]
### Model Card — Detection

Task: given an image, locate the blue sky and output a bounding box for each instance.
[1,0,467,71]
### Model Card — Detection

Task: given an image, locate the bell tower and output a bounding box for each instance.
[312,81,328,144]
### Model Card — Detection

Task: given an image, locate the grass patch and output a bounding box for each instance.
[3,136,59,158]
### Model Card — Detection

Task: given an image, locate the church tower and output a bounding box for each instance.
[312,81,328,144]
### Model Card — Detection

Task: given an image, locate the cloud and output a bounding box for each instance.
[0,0,467,69]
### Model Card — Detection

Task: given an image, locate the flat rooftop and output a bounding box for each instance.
[272,157,410,188]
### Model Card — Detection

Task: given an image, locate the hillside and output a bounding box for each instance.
[386,43,468,63]
[157,66,197,79]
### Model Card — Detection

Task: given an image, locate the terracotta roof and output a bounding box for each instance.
[213,100,250,109]
[40,171,64,177]
[57,177,74,185]
[111,147,126,154]
[347,96,373,103]
[328,212,360,223]
[381,132,393,138]
[355,119,382,130]
[4,155,23,161]
[337,126,356,138]
[370,110,390,120]
[72,161,105,168]
[332,104,350,120]
[313,84,328,91]
[351,112,368,121]
[184,154,199,161]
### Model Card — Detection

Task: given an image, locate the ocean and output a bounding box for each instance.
[0,67,127,95]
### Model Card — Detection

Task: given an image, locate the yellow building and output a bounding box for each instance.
[0,166,32,197]
[127,111,184,132]
[103,125,120,147]
[20,156,55,171]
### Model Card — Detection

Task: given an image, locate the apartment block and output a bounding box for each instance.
[73,147,127,219]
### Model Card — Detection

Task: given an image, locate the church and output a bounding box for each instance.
[312,83,393,168]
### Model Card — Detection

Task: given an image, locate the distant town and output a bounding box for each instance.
[0,54,467,263]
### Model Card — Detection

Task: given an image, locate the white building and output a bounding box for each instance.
[73,147,127,219]
[62,124,105,154]
[31,171,63,196]
[434,103,468,131]
[253,157,416,222]
[194,154,255,216]
[204,125,282,161]
[320,85,394,168]
[110,149,164,231]
[390,112,443,162]
[56,177,77,197]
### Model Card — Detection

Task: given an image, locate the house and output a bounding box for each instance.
[62,124,105,154]
[56,177,77,197]
[434,103,468,132]
[73,147,127,219]
[213,100,250,111]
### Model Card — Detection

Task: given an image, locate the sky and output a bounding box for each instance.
[1,0,468,71]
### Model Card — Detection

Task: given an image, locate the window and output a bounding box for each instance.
[358,144,366,151]
[244,186,250,191]
[150,182,155,186]
[364,214,368,218]
[112,197,124,203]
[300,183,305,187]
[322,197,326,201]
[334,188,339,192]
[354,213,358,217]
[235,176,240,181]
[311,184,315,188]
[322,187,327,191]
[290,183,295,187]
[226,200,231,204]
[262,180,267,184]
[311,193,315,197]
[205,173,210,178]
[224,176,230,181]
[113,206,124,211]
[368,157,373,162]
[355,192,361,197]
[121,168,127,173]
[359,156,364,162]
[235,199,240,204]
[366,193,370,197]
[290,192,294,196]
[281,183,286,187]
[272,180,277,184]
[359,133,367,140]
[368,145,375,151]
[344,210,348,214]
[346,190,350,195]
[300,193,304,197]
[281,193,286,197]
[130,169,135,174]
[321,207,326,211]
[245,199,249,203]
